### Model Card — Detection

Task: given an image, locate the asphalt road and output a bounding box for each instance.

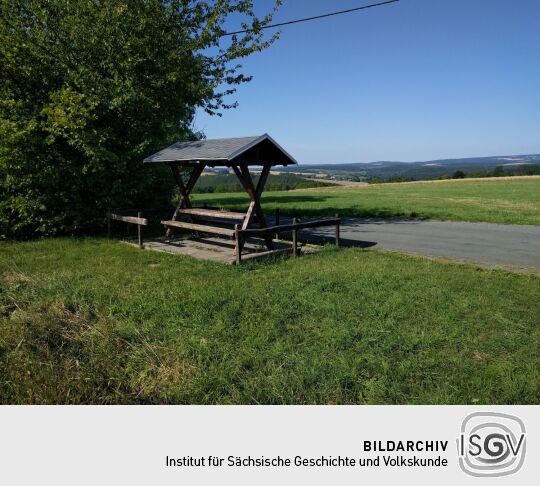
[283,217,540,273]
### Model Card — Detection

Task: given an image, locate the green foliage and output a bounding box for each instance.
[492,165,505,177]
[0,0,281,238]
[280,156,540,182]
[369,176,416,184]
[1,238,538,404]
[193,173,333,193]
[516,164,540,176]
[439,164,540,180]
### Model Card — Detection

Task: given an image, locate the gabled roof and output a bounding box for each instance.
[143,134,297,166]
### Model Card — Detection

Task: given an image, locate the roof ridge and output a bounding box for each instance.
[193,135,262,142]
[143,133,297,165]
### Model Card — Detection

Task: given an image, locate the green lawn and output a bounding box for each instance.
[193,177,540,225]
[1,238,538,404]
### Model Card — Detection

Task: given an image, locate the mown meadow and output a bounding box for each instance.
[1,238,538,404]
[193,177,540,225]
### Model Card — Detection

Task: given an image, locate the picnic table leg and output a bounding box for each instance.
[234,224,242,265]
[107,208,111,238]
[138,211,143,249]
[292,217,298,257]
[231,164,274,251]
[167,163,205,238]
[335,213,340,248]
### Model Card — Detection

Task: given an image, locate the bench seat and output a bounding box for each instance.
[161,220,235,237]
[177,208,246,221]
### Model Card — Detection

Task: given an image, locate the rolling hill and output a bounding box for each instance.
[278,154,540,181]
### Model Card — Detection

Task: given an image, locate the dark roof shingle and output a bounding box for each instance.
[143,134,297,166]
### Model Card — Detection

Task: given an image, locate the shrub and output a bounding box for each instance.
[0,0,281,238]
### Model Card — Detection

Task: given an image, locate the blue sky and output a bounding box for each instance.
[195,0,540,164]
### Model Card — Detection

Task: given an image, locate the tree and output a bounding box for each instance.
[452,170,466,179]
[0,0,281,238]
[492,165,505,177]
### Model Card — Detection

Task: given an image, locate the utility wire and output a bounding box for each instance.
[220,0,400,37]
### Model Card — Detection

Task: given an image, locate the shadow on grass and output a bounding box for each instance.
[204,193,424,220]
[111,192,425,247]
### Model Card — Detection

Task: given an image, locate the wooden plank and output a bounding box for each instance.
[178,208,246,220]
[255,164,271,197]
[231,164,258,230]
[231,164,256,254]
[232,165,255,200]
[186,163,206,193]
[107,208,111,237]
[161,220,235,237]
[251,165,273,246]
[113,207,174,214]
[167,162,205,238]
[335,213,340,248]
[242,201,256,230]
[239,218,341,236]
[292,217,298,257]
[110,213,148,226]
[137,211,144,249]
[238,165,274,250]
[234,224,241,265]
[170,165,189,207]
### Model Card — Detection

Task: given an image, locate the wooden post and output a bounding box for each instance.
[234,224,241,265]
[231,164,274,251]
[167,162,206,238]
[107,208,111,238]
[335,213,340,248]
[137,211,143,249]
[292,217,298,257]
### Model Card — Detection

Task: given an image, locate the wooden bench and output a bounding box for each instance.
[176,208,246,221]
[161,220,235,237]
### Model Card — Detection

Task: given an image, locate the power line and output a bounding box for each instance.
[220,0,400,37]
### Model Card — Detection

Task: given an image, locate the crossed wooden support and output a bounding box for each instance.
[166,163,206,238]
[231,164,274,251]
[166,162,274,251]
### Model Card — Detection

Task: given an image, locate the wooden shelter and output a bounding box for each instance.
[142,134,340,263]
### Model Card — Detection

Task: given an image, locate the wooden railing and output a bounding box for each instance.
[107,207,341,264]
[234,216,341,265]
[107,209,148,249]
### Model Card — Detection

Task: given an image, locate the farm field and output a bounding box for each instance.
[1,238,538,404]
[193,177,540,225]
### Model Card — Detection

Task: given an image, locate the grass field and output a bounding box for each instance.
[193,177,540,225]
[1,238,538,404]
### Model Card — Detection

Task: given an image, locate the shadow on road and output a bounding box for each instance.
[305,234,378,248]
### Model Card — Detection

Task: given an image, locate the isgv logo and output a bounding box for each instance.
[457,412,526,477]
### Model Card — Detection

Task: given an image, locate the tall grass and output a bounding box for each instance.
[1,238,538,404]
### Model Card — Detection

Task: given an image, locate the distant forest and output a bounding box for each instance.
[441,163,540,180]
[277,154,540,182]
[192,173,333,193]
[371,164,540,183]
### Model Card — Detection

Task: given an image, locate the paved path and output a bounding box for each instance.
[285,218,540,273]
